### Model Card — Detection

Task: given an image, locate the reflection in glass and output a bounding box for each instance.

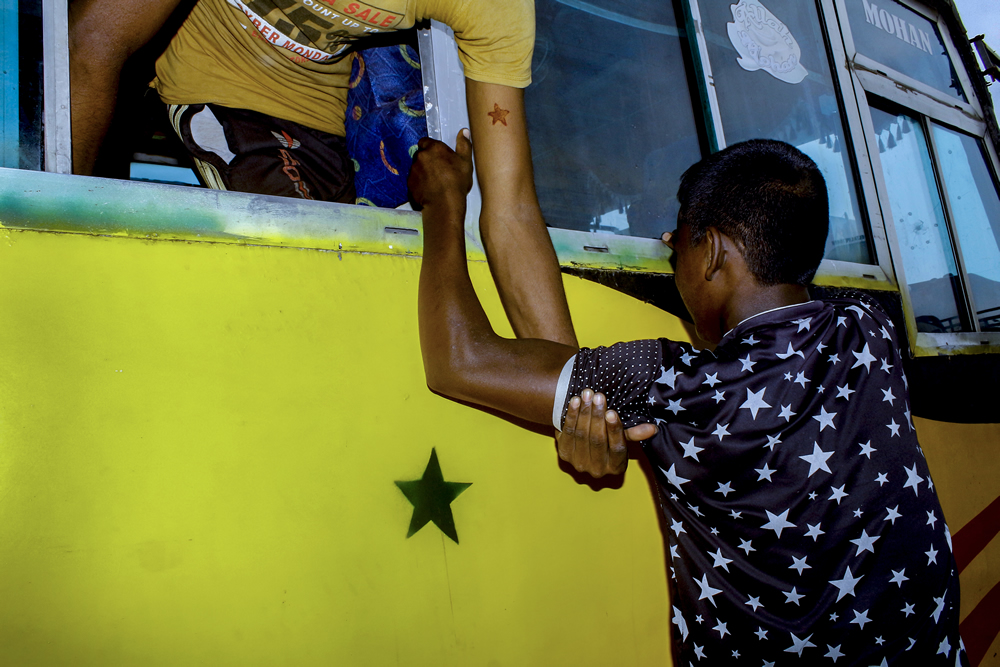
[869,107,968,332]
[844,0,967,103]
[1,0,44,170]
[699,0,870,264]
[931,124,1000,331]
[525,0,702,238]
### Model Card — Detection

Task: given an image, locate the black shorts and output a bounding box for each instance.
[167,103,356,204]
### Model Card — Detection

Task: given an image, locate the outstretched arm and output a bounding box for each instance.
[411,134,644,477]
[411,132,576,425]
[464,79,577,347]
[69,0,183,174]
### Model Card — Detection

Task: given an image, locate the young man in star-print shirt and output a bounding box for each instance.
[409,133,967,666]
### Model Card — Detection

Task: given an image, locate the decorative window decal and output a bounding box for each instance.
[727,0,807,84]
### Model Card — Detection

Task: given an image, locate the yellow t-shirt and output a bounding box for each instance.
[154,0,534,137]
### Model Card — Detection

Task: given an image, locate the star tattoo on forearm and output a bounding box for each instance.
[487,103,510,126]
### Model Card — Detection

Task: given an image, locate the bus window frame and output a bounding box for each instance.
[422,3,901,285]
[837,0,984,121]
[833,0,1000,354]
[813,0,897,289]
[417,19,684,272]
[42,0,71,174]
[11,0,426,259]
[680,0,726,152]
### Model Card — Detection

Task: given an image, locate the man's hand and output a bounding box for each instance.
[408,131,474,213]
[556,390,658,478]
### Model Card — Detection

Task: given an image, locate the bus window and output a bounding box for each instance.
[841,0,1000,349]
[2,0,44,170]
[525,0,703,240]
[697,0,872,265]
[869,104,968,332]
[82,15,426,206]
[930,123,1000,332]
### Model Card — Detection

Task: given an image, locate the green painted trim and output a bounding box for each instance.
[0,168,425,257]
[0,168,679,272]
[812,259,897,292]
[913,332,1000,357]
[811,275,895,291]
[549,227,674,274]
[0,168,903,293]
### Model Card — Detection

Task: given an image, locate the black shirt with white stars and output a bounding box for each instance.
[558,297,966,666]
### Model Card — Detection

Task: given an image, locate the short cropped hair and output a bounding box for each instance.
[677,139,829,286]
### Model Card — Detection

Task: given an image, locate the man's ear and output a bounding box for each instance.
[703,227,727,282]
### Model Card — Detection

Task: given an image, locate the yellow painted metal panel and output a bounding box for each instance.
[0,228,683,666]
[916,418,1000,531]
[915,417,1000,626]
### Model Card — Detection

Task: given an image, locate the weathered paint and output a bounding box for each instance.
[913,334,1000,357]
[0,168,424,256]
[0,227,684,665]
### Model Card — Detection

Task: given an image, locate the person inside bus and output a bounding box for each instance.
[69,0,576,348]
[409,132,967,666]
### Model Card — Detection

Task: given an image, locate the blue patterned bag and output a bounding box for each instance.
[345,44,428,208]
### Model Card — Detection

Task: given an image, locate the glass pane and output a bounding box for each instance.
[869,106,969,332]
[525,0,702,238]
[844,0,967,103]
[0,0,43,170]
[699,0,871,264]
[931,123,1000,331]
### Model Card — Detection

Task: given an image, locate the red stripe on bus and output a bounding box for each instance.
[960,579,1000,666]
[952,494,1000,573]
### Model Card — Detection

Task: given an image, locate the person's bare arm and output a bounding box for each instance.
[69,0,184,174]
[412,134,648,477]
[412,132,576,426]
[464,79,577,347]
